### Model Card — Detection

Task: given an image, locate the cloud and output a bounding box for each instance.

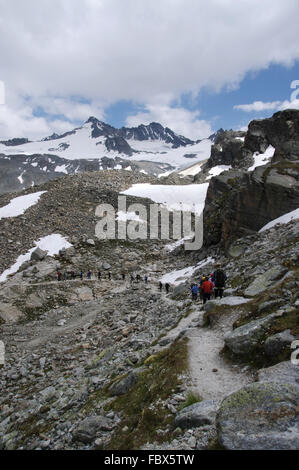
[234,99,299,113]
[126,103,212,140]
[0,0,299,137]
[0,103,75,140]
[234,101,282,112]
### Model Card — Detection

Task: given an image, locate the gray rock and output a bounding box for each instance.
[171,283,187,299]
[30,247,47,262]
[174,400,219,430]
[217,381,299,450]
[257,361,299,390]
[86,239,95,246]
[264,329,295,357]
[108,370,139,396]
[244,266,288,297]
[224,311,284,355]
[102,262,111,270]
[73,415,114,443]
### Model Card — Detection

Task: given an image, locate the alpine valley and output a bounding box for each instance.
[0,109,298,451]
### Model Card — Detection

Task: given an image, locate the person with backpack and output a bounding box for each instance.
[80,271,83,280]
[165,283,170,294]
[87,270,92,280]
[191,283,199,301]
[213,264,227,299]
[201,277,214,304]
[57,271,62,281]
[98,270,102,280]
[159,281,163,292]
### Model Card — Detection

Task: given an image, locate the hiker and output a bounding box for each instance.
[80,271,83,280]
[130,274,135,283]
[136,274,141,283]
[122,272,126,281]
[71,271,75,280]
[159,281,163,292]
[191,283,199,301]
[202,276,214,304]
[144,275,148,284]
[213,264,227,299]
[57,271,62,281]
[87,270,92,280]
[98,270,101,280]
[63,272,67,281]
[108,272,112,280]
[165,283,170,294]
[199,275,205,302]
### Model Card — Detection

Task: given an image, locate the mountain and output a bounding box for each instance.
[0,117,212,195]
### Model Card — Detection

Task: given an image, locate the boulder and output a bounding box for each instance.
[244,265,288,297]
[264,329,295,358]
[174,400,219,430]
[257,361,299,390]
[224,311,283,355]
[108,370,139,396]
[216,381,299,450]
[30,247,47,262]
[73,415,114,443]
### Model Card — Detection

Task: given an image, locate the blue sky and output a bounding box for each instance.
[1,0,299,140]
[104,61,299,135]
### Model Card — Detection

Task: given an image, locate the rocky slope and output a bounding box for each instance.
[0,164,298,450]
[202,109,299,249]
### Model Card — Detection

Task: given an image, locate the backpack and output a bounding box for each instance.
[214,269,225,287]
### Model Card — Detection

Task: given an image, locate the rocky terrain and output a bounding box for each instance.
[0,109,298,451]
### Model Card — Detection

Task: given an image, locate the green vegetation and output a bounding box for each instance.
[103,337,189,450]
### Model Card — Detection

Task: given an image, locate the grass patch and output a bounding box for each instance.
[177,391,202,412]
[104,337,189,450]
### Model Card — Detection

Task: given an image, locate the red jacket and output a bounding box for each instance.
[202,280,214,294]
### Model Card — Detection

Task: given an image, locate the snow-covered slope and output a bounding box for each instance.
[0,118,212,171]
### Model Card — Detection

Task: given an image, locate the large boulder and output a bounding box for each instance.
[244,265,288,297]
[174,400,219,430]
[257,361,299,390]
[224,311,283,355]
[216,381,299,450]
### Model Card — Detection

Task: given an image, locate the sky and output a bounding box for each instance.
[0,0,299,141]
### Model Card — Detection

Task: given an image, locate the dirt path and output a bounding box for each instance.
[153,301,253,402]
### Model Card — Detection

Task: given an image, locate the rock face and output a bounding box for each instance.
[217,381,299,450]
[203,158,299,249]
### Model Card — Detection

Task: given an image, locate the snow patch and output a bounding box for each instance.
[248,145,275,171]
[0,191,46,220]
[259,208,299,232]
[0,234,72,283]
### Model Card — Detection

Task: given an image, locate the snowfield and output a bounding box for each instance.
[0,191,46,220]
[0,121,212,172]
[0,234,72,283]
[259,208,299,232]
[121,183,209,215]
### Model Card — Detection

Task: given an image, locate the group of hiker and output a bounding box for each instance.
[190,264,227,304]
[56,263,226,305]
[158,281,170,293]
[57,270,149,283]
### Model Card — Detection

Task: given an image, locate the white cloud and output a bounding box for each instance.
[234,99,299,113]
[234,101,282,112]
[126,103,212,140]
[0,0,299,137]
